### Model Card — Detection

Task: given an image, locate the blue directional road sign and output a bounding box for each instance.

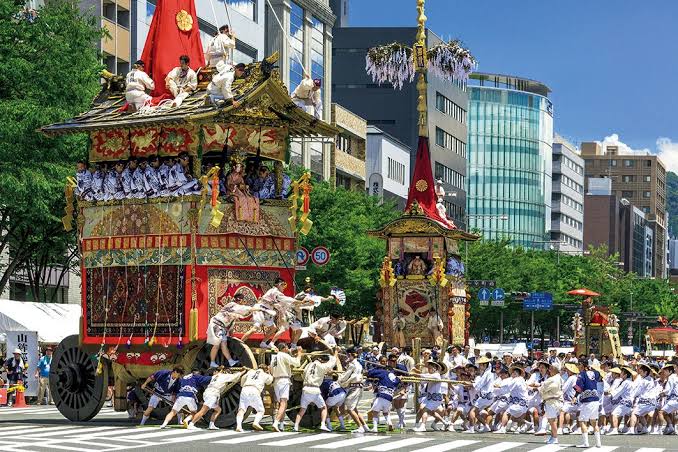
[491,288,505,307]
[523,292,553,311]
[478,287,491,306]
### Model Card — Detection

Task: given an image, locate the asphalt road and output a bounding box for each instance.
[0,403,675,452]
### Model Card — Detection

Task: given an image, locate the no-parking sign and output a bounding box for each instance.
[310,246,330,266]
[296,247,310,266]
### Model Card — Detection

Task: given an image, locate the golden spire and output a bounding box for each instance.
[414,0,428,137]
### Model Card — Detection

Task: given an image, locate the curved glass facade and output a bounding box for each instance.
[467,85,553,248]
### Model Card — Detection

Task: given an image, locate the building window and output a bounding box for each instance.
[435,162,465,191]
[227,0,257,22]
[643,191,652,198]
[623,159,635,167]
[289,1,304,94]
[435,92,466,124]
[336,134,351,154]
[310,15,325,107]
[435,127,466,157]
[610,159,617,167]
[621,190,634,198]
[645,159,652,167]
[622,175,635,183]
[387,157,405,185]
[289,140,302,167]
[310,142,323,179]
[644,175,651,182]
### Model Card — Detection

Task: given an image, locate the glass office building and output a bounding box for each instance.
[467,73,553,248]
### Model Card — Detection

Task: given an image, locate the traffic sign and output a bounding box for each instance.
[468,280,496,288]
[310,246,330,266]
[523,292,553,311]
[478,288,490,306]
[296,247,310,266]
[491,288,505,307]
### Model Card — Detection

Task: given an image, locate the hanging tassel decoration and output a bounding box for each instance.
[62,176,77,231]
[288,180,299,231]
[189,307,199,341]
[298,172,313,235]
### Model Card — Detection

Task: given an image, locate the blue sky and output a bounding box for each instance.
[348,0,678,171]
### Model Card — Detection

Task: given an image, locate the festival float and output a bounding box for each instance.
[366,0,478,349]
[645,316,678,357]
[40,0,338,426]
[568,288,622,359]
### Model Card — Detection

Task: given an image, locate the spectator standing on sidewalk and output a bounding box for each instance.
[35,347,53,405]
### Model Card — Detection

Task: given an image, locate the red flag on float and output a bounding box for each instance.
[140,0,205,97]
[405,136,455,229]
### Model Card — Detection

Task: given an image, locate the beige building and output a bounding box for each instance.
[581,142,667,277]
[100,0,132,74]
[330,104,366,191]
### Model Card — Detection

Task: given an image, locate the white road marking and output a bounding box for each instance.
[0,426,76,437]
[360,437,434,451]
[310,435,386,449]
[260,432,338,446]
[63,427,136,440]
[408,440,480,452]
[213,431,295,444]
[112,428,203,440]
[582,447,617,452]
[470,441,525,452]
[28,443,100,452]
[635,449,664,452]
[160,430,244,443]
[0,425,39,432]
[527,445,569,452]
[20,428,94,438]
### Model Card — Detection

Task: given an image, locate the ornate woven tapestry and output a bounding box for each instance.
[86,265,185,336]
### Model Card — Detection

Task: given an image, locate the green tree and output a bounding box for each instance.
[465,240,677,346]
[0,0,103,300]
[295,182,400,318]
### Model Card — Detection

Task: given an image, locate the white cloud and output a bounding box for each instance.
[598,134,651,156]
[594,134,678,174]
[656,138,678,174]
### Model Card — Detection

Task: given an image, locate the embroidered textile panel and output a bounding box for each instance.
[85,265,185,336]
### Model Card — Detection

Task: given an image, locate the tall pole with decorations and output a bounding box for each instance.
[367,0,478,348]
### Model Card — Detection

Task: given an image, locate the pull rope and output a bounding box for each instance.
[265,0,307,74]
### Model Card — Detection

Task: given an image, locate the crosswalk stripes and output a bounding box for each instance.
[527,445,568,452]
[635,449,665,452]
[470,441,525,452]
[409,440,480,452]
[260,432,338,446]
[0,426,77,437]
[112,428,203,441]
[310,435,385,449]
[582,447,617,452]
[213,431,292,444]
[360,437,435,451]
[161,430,246,443]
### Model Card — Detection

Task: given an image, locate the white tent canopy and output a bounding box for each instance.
[0,299,81,344]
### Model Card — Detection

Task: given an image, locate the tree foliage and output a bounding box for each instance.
[295,182,400,319]
[0,0,103,299]
[466,240,678,346]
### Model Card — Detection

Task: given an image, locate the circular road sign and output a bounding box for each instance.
[310,246,330,266]
[296,247,310,266]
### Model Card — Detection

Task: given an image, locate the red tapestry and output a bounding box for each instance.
[202,124,237,152]
[201,124,288,161]
[159,125,199,156]
[90,129,130,162]
[85,265,185,337]
[130,127,160,157]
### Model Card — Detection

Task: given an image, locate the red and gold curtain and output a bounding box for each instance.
[90,129,130,162]
[130,127,160,157]
[159,124,199,156]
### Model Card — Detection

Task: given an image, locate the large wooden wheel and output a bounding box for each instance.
[49,335,109,422]
[194,337,256,428]
[286,337,333,428]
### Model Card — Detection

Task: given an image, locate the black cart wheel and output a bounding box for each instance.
[286,337,333,428]
[194,338,256,428]
[49,335,109,422]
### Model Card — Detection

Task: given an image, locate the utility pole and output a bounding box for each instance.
[499,310,504,344]
[530,311,535,347]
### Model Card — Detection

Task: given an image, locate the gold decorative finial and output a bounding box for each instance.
[414,0,428,137]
